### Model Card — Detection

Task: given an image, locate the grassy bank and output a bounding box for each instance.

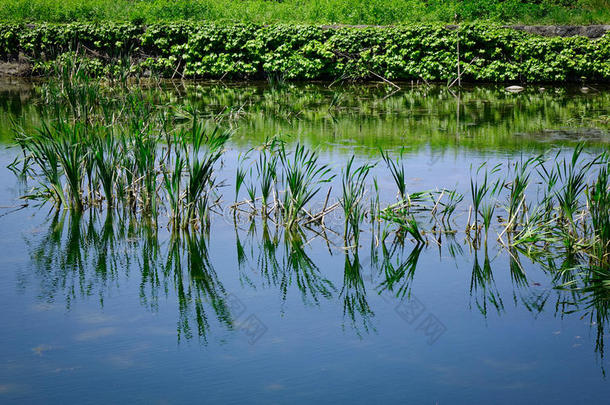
[2,23,610,83]
[0,0,609,25]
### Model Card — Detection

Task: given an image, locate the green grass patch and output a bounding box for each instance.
[0,0,608,25]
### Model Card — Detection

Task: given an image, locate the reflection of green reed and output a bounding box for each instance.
[376,240,423,299]
[24,209,237,343]
[470,248,504,317]
[167,230,232,342]
[230,218,336,306]
[280,229,335,306]
[20,203,610,363]
[26,210,125,307]
[341,252,374,336]
[2,81,610,150]
[552,261,610,375]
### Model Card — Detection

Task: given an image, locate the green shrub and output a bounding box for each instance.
[2,22,610,82]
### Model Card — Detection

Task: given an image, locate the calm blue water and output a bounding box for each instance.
[0,83,609,404]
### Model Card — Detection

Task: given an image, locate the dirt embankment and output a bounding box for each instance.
[506,25,610,38]
[0,61,30,77]
[317,24,610,38]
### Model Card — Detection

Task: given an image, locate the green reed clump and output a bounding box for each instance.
[554,145,593,232]
[17,121,89,210]
[506,155,541,227]
[340,156,374,245]
[180,122,230,228]
[505,149,610,267]
[12,67,610,270]
[234,152,249,204]
[279,143,334,228]
[15,126,65,206]
[381,209,426,244]
[439,189,463,226]
[469,164,488,230]
[131,130,160,216]
[16,75,231,229]
[586,160,610,265]
[161,133,185,224]
[381,149,406,201]
[256,149,279,215]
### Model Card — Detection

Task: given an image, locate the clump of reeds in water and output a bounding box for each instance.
[14,61,230,229]
[11,66,610,269]
[231,140,336,231]
[16,117,229,229]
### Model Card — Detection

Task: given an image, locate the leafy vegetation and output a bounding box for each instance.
[1,22,610,82]
[0,0,608,25]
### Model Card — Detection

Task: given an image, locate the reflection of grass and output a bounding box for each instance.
[341,251,374,336]
[377,241,423,299]
[2,81,610,150]
[470,249,504,317]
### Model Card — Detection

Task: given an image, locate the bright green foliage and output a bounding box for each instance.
[2,22,610,82]
[0,0,609,25]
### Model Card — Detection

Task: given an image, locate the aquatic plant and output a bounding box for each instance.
[256,149,278,214]
[279,143,334,228]
[340,156,374,245]
[11,71,610,269]
[181,122,230,227]
[381,149,407,201]
[586,160,610,265]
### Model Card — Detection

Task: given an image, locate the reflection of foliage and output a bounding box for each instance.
[234,221,336,307]
[19,204,610,371]
[470,249,504,317]
[377,241,423,299]
[341,252,374,336]
[24,210,235,343]
[25,210,126,308]
[281,229,335,306]
[167,231,233,343]
[257,222,283,293]
[580,273,610,371]
[542,250,610,347]
[555,266,610,376]
[2,82,609,150]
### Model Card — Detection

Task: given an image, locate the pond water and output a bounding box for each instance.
[0,80,609,404]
